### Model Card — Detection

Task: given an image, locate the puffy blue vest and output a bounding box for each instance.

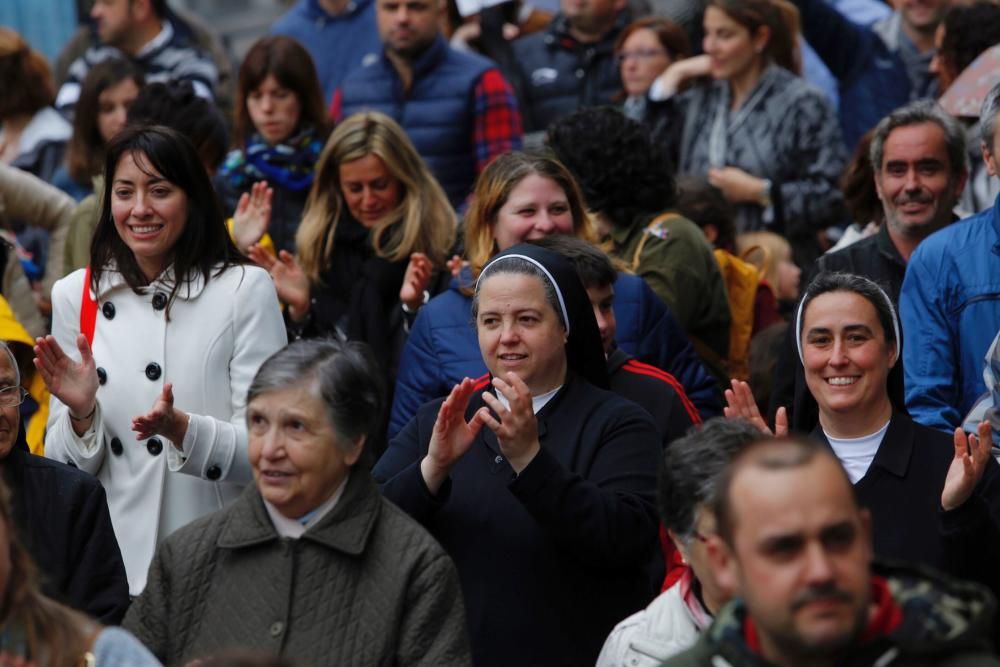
[339,35,493,207]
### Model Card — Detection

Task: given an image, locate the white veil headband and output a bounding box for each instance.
[794,278,900,364]
[475,253,571,335]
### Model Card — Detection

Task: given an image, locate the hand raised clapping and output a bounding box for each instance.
[723,379,788,437]
[33,334,98,427]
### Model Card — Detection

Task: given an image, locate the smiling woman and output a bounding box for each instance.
[375,243,662,666]
[37,125,287,596]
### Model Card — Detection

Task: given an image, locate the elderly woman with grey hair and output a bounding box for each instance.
[597,418,761,667]
[123,339,471,666]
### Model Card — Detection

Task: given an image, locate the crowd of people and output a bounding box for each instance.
[0,0,999,663]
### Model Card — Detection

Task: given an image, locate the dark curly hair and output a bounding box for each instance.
[546,107,677,230]
[940,2,1000,77]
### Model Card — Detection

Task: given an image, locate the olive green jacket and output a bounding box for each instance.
[608,212,731,364]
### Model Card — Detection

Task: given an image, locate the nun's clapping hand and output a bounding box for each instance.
[480,373,541,474]
[421,378,488,495]
[723,379,788,437]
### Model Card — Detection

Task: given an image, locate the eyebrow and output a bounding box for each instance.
[112,176,166,186]
[806,324,874,336]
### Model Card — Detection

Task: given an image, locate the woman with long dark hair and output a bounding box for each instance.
[36,125,286,596]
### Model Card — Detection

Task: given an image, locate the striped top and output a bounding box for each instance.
[56,20,217,116]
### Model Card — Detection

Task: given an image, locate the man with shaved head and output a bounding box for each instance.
[662,437,1000,667]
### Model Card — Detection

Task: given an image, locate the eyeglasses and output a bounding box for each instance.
[0,386,28,408]
[617,48,668,64]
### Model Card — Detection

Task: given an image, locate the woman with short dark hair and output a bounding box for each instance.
[36,125,287,596]
[125,339,470,666]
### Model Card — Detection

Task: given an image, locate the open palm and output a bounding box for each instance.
[33,334,98,417]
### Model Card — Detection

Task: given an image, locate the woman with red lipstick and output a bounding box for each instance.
[218,36,328,255]
[649,0,847,267]
[36,125,287,596]
[375,243,662,666]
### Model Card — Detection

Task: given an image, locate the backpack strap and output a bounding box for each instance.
[631,212,682,271]
[80,265,97,346]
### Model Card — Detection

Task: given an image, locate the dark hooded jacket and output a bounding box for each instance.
[661,561,1000,667]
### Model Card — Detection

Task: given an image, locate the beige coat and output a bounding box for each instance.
[0,162,75,335]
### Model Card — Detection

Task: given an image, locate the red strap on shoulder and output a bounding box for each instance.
[80,265,97,346]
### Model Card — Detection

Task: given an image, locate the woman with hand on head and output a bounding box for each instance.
[219,35,328,255]
[390,151,720,437]
[725,272,1000,598]
[650,0,847,267]
[245,112,455,407]
[375,243,662,667]
[36,125,286,596]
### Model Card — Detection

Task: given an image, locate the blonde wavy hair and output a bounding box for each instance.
[295,112,456,283]
[463,152,596,292]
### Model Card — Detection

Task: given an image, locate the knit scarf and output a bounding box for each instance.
[220,125,323,192]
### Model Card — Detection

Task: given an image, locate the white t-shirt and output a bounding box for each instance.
[824,419,891,484]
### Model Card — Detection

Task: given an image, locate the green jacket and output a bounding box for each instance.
[662,562,1000,667]
[608,212,731,365]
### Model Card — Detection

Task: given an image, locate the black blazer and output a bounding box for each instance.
[2,445,130,624]
[374,372,662,667]
[812,412,1000,598]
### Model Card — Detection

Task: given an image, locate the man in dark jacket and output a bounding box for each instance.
[771,99,968,431]
[663,436,1000,667]
[0,342,129,623]
[510,0,628,134]
[333,0,523,207]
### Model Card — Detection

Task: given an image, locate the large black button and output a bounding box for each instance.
[66,459,77,468]
[110,437,123,456]
[146,438,163,456]
[145,363,161,381]
[152,292,168,311]
[206,465,222,480]
[102,302,115,319]
[97,367,107,385]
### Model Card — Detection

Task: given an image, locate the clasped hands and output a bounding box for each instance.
[33,335,189,449]
[421,372,540,495]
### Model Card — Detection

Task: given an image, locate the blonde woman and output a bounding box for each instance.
[247,112,455,384]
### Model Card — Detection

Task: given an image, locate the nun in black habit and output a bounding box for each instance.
[373,244,663,667]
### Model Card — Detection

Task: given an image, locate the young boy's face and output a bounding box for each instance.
[586,284,616,356]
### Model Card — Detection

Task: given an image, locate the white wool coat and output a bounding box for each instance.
[45,264,286,594]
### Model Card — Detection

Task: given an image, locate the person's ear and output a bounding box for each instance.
[613,0,628,13]
[703,223,719,244]
[752,25,770,55]
[345,435,367,466]
[706,534,740,598]
[983,141,999,177]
